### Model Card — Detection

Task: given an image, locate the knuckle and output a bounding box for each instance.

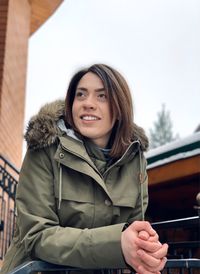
[134,220,141,227]
[144,221,150,228]
[155,234,159,241]
[150,259,161,268]
[157,259,166,271]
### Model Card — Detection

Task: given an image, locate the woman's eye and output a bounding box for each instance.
[98,93,107,100]
[75,91,85,98]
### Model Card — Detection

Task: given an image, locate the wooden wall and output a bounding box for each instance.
[0,0,30,168]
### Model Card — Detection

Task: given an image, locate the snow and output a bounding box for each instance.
[147,148,200,169]
[146,132,200,169]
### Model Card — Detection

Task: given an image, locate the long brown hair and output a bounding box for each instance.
[65,64,147,158]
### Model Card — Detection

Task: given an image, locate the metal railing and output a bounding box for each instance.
[5,216,200,273]
[0,154,19,260]
[152,216,200,260]
[7,259,200,274]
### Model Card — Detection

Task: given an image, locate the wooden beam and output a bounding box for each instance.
[29,0,63,35]
[147,155,200,185]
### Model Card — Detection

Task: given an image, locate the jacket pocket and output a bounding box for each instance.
[54,169,95,228]
[111,191,139,224]
[112,188,139,208]
[55,166,94,201]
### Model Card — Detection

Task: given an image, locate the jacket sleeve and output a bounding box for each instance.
[16,148,127,268]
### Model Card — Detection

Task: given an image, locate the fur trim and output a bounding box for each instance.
[25,100,148,151]
[25,100,65,150]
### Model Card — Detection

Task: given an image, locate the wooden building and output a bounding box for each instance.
[0,0,63,168]
[146,131,200,221]
[0,0,63,267]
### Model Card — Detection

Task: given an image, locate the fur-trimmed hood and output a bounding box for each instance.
[25,100,149,151]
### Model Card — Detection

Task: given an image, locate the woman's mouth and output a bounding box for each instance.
[80,115,100,121]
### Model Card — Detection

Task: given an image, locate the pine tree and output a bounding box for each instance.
[149,104,178,148]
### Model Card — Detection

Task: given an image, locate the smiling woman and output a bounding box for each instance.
[72,72,115,148]
[1,64,168,274]
[65,64,143,158]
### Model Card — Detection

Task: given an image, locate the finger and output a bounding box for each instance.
[137,249,161,267]
[157,257,168,271]
[131,221,157,236]
[148,233,159,242]
[138,230,150,240]
[137,263,162,274]
[138,257,167,273]
[135,237,162,252]
[139,233,159,242]
[152,243,169,259]
[137,271,161,274]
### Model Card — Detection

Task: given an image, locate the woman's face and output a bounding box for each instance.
[72,72,116,148]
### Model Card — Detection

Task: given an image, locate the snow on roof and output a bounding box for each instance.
[146,132,200,169]
[147,148,200,169]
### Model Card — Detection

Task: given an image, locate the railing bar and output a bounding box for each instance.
[2,196,6,257]
[0,159,17,259]
[7,259,200,274]
[0,196,5,259]
[181,266,184,274]
[168,241,200,247]
[152,216,199,229]
[8,209,13,248]
[0,167,18,200]
[5,189,10,254]
[0,154,20,175]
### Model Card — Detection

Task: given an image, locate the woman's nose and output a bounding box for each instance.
[82,96,97,110]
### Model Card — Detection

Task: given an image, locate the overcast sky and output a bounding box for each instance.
[25,0,200,142]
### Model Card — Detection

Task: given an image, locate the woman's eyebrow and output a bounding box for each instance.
[95,88,106,92]
[76,87,105,92]
[76,87,87,91]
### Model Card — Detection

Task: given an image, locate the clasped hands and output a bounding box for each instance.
[121,221,168,274]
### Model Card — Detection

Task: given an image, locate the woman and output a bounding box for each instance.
[1,64,168,274]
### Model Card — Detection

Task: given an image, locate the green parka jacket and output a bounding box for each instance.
[1,100,149,274]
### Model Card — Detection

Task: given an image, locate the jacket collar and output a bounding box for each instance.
[25,100,149,151]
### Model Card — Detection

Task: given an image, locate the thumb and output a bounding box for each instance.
[131,221,156,236]
[138,230,150,240]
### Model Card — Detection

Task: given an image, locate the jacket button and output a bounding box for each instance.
[105,199,112,206]
[59,152,65,158]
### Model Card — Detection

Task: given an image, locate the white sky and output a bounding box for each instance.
[25,0,200,141]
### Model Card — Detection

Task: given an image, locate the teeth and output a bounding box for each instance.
[82,116,98,121]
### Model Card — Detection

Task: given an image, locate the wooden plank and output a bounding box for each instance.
[29,0,63,34]
[148,155,200,185]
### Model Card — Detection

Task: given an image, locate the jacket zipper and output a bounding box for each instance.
[103,140,140,178]
[60,140,140,179]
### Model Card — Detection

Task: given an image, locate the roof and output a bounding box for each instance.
[146,132,200,169]
[29,0,63,35]
[146,132,200,186]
